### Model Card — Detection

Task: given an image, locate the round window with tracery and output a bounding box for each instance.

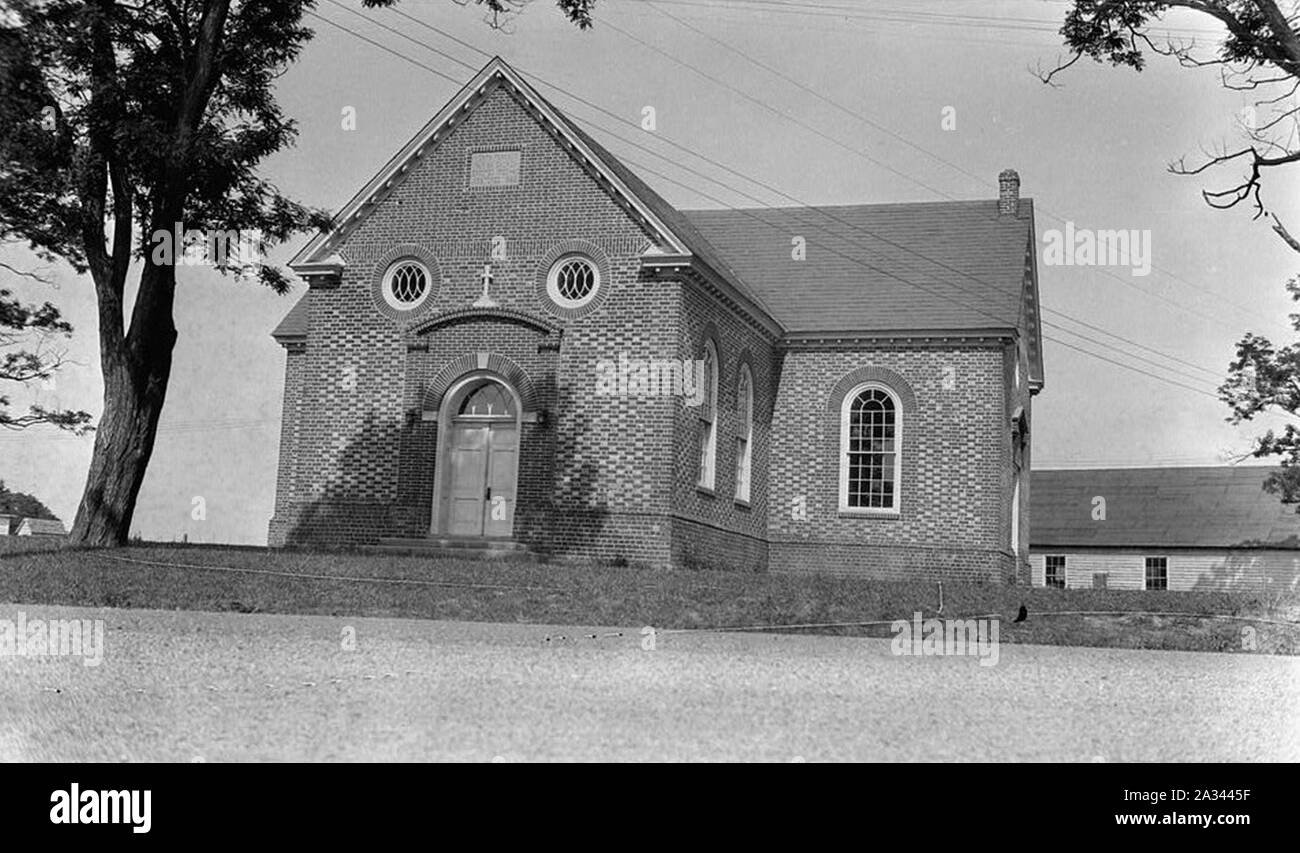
[546,256,599,308]
[382,260,431,310]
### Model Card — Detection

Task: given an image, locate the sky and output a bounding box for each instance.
[3,0,1298,545]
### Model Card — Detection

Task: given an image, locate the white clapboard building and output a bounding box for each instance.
[12,517,67,537]
[1030,466,1300,593]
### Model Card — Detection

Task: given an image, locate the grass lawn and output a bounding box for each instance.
[1,543,1296,654]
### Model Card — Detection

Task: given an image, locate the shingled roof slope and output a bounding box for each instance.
[1031,466,1300,550]
[271,293,309,340]
[681,200,1033,333]
[18,517,66,536]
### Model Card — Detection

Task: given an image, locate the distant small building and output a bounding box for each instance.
[0,514,12,536]
[14,517,67,537]
[1030,466,1300,593]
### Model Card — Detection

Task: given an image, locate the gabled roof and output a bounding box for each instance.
[682,200,1034,335]
[1031,466,1300,550]
[285,55,780,334]
[17,517,66,536]
[290,56,694,273]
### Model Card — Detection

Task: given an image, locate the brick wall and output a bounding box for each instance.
[766,342,1014,582]
[668,272,779,572]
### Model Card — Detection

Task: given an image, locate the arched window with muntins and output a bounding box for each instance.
[840,383,901,512]
[457,381,516,417]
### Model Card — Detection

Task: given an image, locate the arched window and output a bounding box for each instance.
[735,364,753,503]
[456,380,516,417]
[839,383,901,512]
[697,340,719,491]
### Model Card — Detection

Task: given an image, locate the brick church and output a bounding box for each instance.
[268,57,1044,583]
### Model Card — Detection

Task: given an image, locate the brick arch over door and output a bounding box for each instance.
[424,352,541,413]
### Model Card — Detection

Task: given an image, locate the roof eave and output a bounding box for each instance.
[782,327,1018,345]
[287,254,346,278]
[1022,200,1046,389]
[272,335,307,352]
[639,252,693,268]
[1029,542,1300,551]
[641,252,784,338]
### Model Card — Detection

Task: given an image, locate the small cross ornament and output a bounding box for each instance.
[472,262,499,308]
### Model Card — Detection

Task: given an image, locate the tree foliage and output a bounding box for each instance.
[433,0,597,30]
[0,1,333,289]
[1221,277,1300,506]
[0,479,59,520]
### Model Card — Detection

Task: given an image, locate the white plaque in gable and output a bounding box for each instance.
[469,150,522,187]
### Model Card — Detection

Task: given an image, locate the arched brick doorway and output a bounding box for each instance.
[432,371,522,539]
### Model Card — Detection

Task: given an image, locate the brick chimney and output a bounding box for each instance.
[998,169,1020,217]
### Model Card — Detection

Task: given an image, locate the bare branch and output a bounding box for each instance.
[1034,51,1084,86]
[0,260,51,283]
[1272,213,1300,252]
[1222,68,1292,89]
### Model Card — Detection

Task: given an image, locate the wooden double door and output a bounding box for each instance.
[444,417,518,538]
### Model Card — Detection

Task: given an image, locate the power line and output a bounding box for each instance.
[316,6,1226,397]
[649,0,1230,39]
[631,1,1290,340]
[306,10,464,86]
[372,2,1241,385]
[599,15,971,205]
[1042,312,1223,381]
[539,33,1224,384]
[637,0,1256,378]
[306,9,1225,400]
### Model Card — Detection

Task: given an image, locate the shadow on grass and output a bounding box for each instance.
[0,543,1296,654]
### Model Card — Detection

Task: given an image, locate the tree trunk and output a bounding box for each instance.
[68,263,177,546]
[63,0,223,548]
